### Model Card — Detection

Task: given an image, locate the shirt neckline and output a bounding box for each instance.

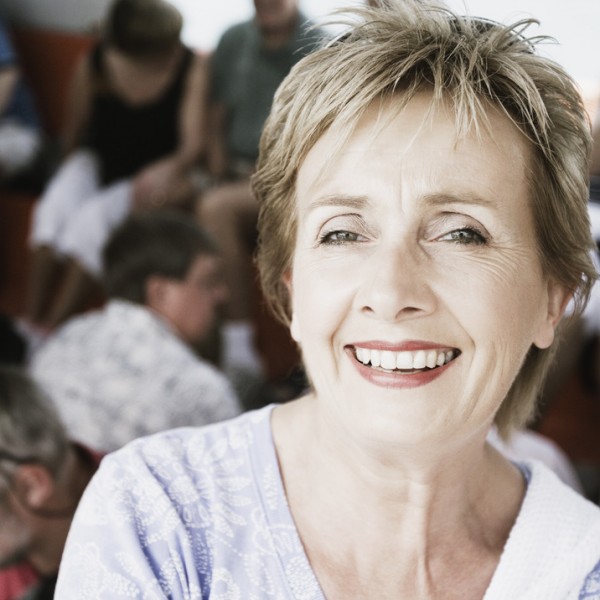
[246,406,588,600]
[247,404,326,600]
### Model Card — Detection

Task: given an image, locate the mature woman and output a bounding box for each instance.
[55,1,600,598]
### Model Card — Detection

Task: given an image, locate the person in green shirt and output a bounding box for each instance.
[196,0,324,380]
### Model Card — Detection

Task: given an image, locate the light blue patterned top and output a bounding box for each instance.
[55,405,600,599]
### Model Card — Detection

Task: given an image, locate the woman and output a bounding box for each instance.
[55,2,600,598]
[25,0,207,328]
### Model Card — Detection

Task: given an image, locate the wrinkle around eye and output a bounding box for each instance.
[429,241,539,285]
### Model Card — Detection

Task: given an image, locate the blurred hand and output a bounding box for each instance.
[132,158,182,210]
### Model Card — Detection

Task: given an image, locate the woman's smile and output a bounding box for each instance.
[346,342,460,388]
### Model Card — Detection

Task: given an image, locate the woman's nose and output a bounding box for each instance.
[354,242,437,322]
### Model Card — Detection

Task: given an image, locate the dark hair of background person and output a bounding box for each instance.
[0,315,27,365]
[102,210,219,305]
[0,365,70,476]
[103,0,183,58]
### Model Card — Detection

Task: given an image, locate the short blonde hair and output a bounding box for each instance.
[253,0,597,434]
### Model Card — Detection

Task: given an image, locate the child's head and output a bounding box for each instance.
[104,0,183,60]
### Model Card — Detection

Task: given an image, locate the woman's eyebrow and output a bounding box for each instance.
[307,192,495,213]
[308,194,370,211]
[422,192,496,209]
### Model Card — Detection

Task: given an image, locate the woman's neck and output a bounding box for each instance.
[271,396,526,599]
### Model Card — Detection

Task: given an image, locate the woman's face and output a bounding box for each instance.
[287,92,566,446]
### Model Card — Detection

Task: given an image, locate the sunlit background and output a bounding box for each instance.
[173,0,600,116]
[3,0,599,114]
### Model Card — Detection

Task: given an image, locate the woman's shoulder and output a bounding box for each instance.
[486,460,600,599]
[70,407,276,531]
[57,404,311,598]
[581,559,600,599]
[102,405,276,478]
[522,459,600,528]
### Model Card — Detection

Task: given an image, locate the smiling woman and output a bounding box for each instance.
[55,1,600,598]
[285,93,557,448]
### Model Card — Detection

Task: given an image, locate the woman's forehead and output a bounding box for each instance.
[296,91,532,199]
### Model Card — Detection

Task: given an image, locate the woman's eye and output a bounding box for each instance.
[319,230,364,245]
[440,227,487,245]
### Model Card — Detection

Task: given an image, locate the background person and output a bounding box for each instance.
[25,0,207,329]
[0,366,101,600]
[0,314,26,366]
[196,0,323,377]
[31,211,240,454]
[55,2,600,597]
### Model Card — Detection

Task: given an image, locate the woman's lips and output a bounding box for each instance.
[346,343,461,388]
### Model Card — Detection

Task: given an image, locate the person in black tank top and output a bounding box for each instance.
[84,42,192,185]
[24,0,208,330]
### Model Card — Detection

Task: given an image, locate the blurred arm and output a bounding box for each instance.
[61,54,93,155]
[172,51,209,169]
[206,100,229,179]
[0,65,18,115]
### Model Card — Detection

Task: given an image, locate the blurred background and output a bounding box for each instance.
[1,0,598,111]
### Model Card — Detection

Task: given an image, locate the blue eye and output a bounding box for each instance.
[441,228,487,245]
[319,230,363,245]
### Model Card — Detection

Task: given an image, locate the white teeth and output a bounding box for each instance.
[380,351,396,370]
[396,352,413,370]
[354,347,457,371]
[370,349,381,368]
[426,350,438,369]
[356,347,368,364]
[413,350,426,369]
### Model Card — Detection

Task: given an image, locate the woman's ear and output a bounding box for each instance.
[533,281,572,349]
[283,271,300,343]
